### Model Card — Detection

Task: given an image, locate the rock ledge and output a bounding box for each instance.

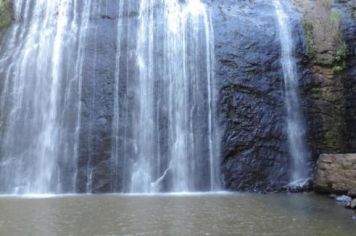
[314,154,356,196]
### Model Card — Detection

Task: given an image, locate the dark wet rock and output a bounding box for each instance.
[76,0,120,193]
[1,0,354,194]
[336,0,356,18]
[210,0,356,192]
[349,190,356,198]
[338,3,356,152]
[207,0,295,191]
[287,178,314,193]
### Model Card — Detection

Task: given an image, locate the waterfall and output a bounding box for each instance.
[0,0,92,194]
[0,0,219,194]
[112,0,219,193]
[273,0,310,186]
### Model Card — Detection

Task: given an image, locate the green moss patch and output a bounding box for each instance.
[302,8,348,74]
[302,20,315,60]
[0,0,11,32]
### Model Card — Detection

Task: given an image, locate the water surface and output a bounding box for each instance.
[0,193,354,236]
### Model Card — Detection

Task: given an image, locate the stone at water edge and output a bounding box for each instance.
[287,178,314,193]
[314,154,356,195]
[351,199,356,209]
[336,195,352,207]
[336,195,352,203]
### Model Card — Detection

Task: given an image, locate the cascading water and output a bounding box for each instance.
[0,0,219,194]
[273,0,310,186]
[112,0,219,193]
[0,0,92,194]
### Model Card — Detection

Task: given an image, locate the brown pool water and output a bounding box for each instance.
[0,193,354,236]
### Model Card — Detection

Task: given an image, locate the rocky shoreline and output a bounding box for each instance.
[314,154,356,219]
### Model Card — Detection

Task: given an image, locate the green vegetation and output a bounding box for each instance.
[0,0,11,32]
[302,20,315,60]
[330,9,341,28]
[332,43,347,73]
[330,9,347,74]
[302,8,348,74]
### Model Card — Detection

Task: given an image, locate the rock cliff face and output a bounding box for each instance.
[341,3,356,152]
[76,1,119,193]
[65,0,356,193]
[209,0,294,191]
[292,1,356,196]
[314,154,356,196]
[212,1,312,191]
[212,0,356,191]
[0,0,355,193]
[293,0,356,158]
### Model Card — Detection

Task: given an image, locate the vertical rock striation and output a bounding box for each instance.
[111,0,219,193]
[0,0,220,194]
[210,0,292,191]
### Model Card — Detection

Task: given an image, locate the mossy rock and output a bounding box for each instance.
[302,20,315,60]
[302,10,347,75]
[0,0,11,32]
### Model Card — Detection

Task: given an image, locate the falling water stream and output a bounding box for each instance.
[273,0,310,186]
[0,0,92,194]
[0,1,353,235]
[112,0,219,193]
[0,0,219,194]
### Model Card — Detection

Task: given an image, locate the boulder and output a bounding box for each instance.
[351,199,356,209]
[336,195,352,206]
[314,154,356,195]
